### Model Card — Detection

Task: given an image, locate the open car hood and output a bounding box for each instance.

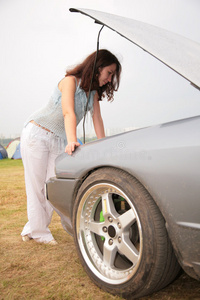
[70,8,200,89]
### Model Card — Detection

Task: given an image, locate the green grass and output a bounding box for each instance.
[0,158,23,168]
[0,159,199,299]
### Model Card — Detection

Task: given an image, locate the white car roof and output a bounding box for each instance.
[70,8,200,89]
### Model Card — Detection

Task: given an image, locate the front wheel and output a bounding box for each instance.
[72,168,180,298]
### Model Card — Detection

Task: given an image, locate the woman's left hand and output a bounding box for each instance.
[65,141,80,155]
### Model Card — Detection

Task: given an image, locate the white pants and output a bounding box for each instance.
[20,122,65,243]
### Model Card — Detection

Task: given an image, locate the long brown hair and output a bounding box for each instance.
[65,49,121,101]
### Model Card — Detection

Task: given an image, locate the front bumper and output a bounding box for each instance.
[46,177,80,235]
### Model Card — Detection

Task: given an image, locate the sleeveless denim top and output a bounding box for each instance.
[24,79,96,140]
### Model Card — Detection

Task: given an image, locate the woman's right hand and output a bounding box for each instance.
[65,141,80,155]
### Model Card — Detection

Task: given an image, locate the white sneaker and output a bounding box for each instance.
[47,239,58,245]
[22,235,31,242]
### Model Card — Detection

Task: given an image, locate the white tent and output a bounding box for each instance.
[6,140,20,159]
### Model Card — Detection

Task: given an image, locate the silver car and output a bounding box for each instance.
[46,9,200,299]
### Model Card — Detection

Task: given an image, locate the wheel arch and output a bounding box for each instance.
[72,164,166,223]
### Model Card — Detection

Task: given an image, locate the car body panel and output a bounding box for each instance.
[70,8,200,89]
[47,116,200,279]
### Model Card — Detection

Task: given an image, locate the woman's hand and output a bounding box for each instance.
[65,141,80,155]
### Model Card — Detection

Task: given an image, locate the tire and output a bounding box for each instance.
[72,168,181,298]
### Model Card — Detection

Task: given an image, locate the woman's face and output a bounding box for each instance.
[98,63,117,87]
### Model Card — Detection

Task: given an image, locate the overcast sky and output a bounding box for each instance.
[0,0,200,138]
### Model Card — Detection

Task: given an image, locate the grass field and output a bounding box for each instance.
[0,159,199,299]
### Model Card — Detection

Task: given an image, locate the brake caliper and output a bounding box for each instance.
[100,210,105,241]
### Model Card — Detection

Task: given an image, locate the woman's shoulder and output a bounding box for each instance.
[58,76,79,92]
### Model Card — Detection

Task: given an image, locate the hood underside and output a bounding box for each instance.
[70,8,200,89]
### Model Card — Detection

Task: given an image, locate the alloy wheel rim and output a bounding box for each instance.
[76,183,143,284]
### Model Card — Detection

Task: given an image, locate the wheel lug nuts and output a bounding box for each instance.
[108,239,113,245]
[103,226,107,233]
[118,236,122,243]
[108,217,113,222]
[117,222,121,229]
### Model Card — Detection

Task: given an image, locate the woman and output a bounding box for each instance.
[20,49,121,245]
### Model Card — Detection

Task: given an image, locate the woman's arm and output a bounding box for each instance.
[92,93,106,139]
[60,76,80,155]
